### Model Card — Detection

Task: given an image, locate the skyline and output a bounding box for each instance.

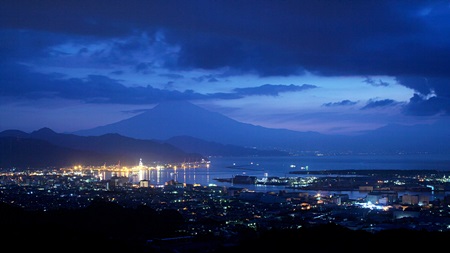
[1,1,450,135]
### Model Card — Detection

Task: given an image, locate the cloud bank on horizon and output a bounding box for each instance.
[1,0,449,134]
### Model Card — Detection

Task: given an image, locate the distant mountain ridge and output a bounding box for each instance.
[0,128,205,168]
[74,101,338,152]
[75,100,269,144]
[165,135,290,157]
[0,136,107,168]
[73,101,450,154]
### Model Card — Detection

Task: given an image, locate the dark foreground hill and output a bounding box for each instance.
[1,201,448,253]
[0,200,183,252]
[223,224,449,253]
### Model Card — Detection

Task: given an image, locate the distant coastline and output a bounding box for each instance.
[288,169,447,176]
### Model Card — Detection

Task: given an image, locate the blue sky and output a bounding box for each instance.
[1,0,449,135]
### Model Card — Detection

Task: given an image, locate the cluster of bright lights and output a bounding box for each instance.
[356,201,386,210]
[436,175,450,183]
[393,180,405,185]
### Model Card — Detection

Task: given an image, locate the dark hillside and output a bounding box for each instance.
[1,201,448,253]
[0,128,206,168]
[0,137,108,168]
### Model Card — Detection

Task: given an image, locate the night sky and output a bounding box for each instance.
[1,0,450,135]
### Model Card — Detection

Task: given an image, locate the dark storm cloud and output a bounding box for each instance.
[2,0,450,115]
[0,63,308,104]
[363,77,390,87]
[403,94,450,116]
[159,73,184,79]
[233,84,317,96]
[192,74,220,83]
[0,0,153,37]
[396,76,450,97]
[206,92,243,100]
[4,1,446,76]
[396,76,450,116]
[111,70,124,75]
[0,63,205,104]
[0,29,69,62]
[135,62,153,74]
[361,99,401,110]
[323,100,358,107]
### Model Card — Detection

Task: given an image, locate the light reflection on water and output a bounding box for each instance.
[99,166,213,186]
[95,155,450,201]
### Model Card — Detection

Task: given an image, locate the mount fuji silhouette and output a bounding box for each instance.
[73,100,450,154]
[74,101,331,152]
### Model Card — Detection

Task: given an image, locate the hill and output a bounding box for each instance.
[0,128,205,168]
[0,136,108,168]
[1,201,448,253]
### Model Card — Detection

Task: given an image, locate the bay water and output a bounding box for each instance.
[125,153,449,200]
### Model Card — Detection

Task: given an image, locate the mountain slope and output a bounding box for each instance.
[0,128,205,168]
[165,135,291,157]
[75,100,265,142]
[73,101,450,154]
[74,101,339,151]
[0,137,107,168]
